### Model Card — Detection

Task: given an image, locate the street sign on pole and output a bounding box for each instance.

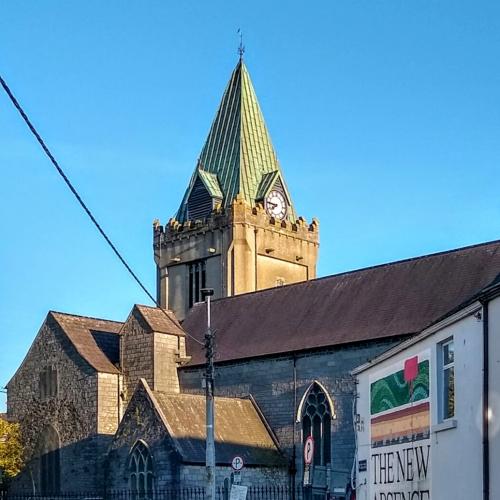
[231,456,244,471]
[304,436,314,465]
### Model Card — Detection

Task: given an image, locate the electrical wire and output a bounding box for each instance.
[0,73,203,346]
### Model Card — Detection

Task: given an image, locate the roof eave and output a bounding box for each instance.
[352,301,482,375]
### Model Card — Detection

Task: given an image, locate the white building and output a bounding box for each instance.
[353,275,500,500]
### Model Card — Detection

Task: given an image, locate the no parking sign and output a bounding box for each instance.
[231,456,244,471]
[304,436,314,465]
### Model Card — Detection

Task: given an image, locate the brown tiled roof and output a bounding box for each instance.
[134,304,185,336]
[183,240,500,365]
[50,312,123,374]
[150,389,284,466]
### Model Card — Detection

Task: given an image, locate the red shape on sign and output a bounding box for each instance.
[404,356,419,383]
[304,436,314,465]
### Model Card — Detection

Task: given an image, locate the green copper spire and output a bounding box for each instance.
[176,59,295,222]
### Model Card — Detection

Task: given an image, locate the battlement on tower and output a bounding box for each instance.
[153,196,319,249]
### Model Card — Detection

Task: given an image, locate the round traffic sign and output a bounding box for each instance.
[304,436,314,465]
[231,456,244,471]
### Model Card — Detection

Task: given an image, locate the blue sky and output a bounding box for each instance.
[1,1,499,411]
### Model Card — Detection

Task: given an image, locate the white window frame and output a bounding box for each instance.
[438,337,455,422]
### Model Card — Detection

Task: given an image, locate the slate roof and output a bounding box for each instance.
[134,304,185,336]
[149,388,284,466]
[50,312,123,373]
[183,240,500,365]
[177,59,295,222]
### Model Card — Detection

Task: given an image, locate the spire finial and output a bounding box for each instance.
[237,29,245,59]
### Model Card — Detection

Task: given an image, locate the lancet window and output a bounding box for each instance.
[129,441,154,499]
[38,425,60,494]
[301,382,332,466]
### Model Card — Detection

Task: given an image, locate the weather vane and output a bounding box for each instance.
[237,29,245,58]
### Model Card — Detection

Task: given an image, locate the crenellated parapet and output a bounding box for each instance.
[232,195,319,239]
[154,202,319,250]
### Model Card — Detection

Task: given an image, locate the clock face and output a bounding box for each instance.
[265,190,287,219]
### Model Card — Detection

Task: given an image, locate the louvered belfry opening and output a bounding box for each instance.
[187,177,213,221]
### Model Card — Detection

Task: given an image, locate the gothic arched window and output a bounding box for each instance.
[37,425,60,494]
[301,382,332,466]
[129,441,154,499]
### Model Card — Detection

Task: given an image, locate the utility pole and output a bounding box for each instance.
[202,288,216,500]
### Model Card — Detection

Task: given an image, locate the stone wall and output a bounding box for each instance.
[179,338,402,493]
[179,465,288,488]
[6,315,108,492]
[120,312,154,403]
[97,373,121,435]
[106,383,179,489]
[153,333,182,394]
[121,307,186,397]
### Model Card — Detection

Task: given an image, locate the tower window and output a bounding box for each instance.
[189,260,206,308]
[129,441,154,500]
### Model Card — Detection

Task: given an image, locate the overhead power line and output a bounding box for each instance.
[0,74,203,346]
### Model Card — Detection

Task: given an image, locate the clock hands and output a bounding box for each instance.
[265,190,287,219]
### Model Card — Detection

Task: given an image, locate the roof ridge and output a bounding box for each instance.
[204,238,500,306]
[133,304,184,334]
[135,303,175,313]
[49,310,123,325]
[153,390,249,402]
[48,312,121,374]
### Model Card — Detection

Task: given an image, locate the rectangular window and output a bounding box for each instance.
[39,366,58,400]
[440,339,455,420]
[188,260,206,308]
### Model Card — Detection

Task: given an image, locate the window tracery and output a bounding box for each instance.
[301,383,332,466]
[129,441,154,499]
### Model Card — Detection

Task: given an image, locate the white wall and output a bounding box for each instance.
[488,295,500,500]
[356,308,484,500]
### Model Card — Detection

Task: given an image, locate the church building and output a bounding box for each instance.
[5,57,500,499]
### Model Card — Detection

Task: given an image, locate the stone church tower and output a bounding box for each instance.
[153,58,319,320]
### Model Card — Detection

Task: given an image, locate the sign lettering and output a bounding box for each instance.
[369,351,431,499]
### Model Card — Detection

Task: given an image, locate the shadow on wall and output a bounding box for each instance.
[107,435,288,491]
[8,434,114,495]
